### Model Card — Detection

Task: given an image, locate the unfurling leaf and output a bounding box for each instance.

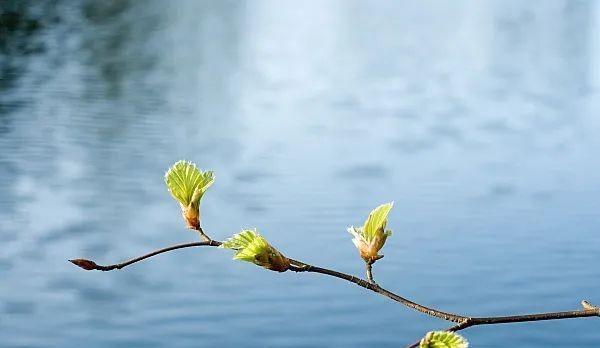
[165,160,214,229]
[363,202,393,242]
[419,331,468,348]
[220,229,290,272]
[348,202,394,264]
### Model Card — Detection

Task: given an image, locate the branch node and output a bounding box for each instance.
[196,227,212,242]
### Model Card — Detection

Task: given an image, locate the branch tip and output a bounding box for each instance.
[69,259,99,271]
[581,300,599,313]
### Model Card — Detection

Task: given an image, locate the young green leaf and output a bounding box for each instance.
[165,160,214,206]
[221,229,290,272]
[165,160,214,229]
[363,202,394,242]
[347,202,394,264]
[419,331,469,348]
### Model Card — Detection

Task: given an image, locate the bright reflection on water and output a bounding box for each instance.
[1,1,600,347]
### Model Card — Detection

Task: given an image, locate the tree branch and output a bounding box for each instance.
[69,240,220,271]
[406,302,600,348]
[69,234,599,346]
[287,258,467,322]
[69,238,466,322]
[406,321,473,348]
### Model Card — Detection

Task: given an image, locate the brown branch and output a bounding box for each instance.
[69,227,220,271]
[69,238,466,322]
[287,258,466,322]
[69,241,220,271]
[196,227,212,242]
[406,321,473,348]
[469,307,599,326]
[406,302,600,348]
[69,233,599,345]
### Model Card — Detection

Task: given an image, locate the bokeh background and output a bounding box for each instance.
[1,1,600,347]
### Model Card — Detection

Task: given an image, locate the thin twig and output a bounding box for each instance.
[406,320,473,348]
[288,258,466,322]
[406,303,600,347]
[69,241,219,271]
[366,262,375,283]
[469,308,599,325]
[196,227,212,242]
[69,240,466,322]
[69,233,599,345]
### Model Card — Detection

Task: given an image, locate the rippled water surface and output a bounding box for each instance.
[1,1,600,347]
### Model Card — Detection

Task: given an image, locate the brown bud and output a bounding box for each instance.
[355,235,386,264]
[69,259,99,271]
[266,251,291,272]
[182,203,200,230]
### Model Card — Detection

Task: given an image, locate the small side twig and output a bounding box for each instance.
[366,262,375,283]
[69,241,219,271]
[195,226,212,242]
[406,320,474,348]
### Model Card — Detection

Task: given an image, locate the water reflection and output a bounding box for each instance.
[1,1,599,347]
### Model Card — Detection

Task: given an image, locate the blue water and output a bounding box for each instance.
[1,1,600,347]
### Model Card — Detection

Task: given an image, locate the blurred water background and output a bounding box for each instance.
[1,1,600,347]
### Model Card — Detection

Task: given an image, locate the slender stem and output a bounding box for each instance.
[366,262,375,283]
[470,309,599,325]
[447,320,473,331]
[69,241,220,271]
[69,234,600,344]
[406,305,600,348]
[69,240,466,322]
[288,258,466,322]
[406,321,473,348]
[195,226,212,242]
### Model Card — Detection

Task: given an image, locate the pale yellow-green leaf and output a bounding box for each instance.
[220,229,290,272]
[234,236,270,262]
[363,202,393,242]
[220,229,268,260]
[419,331,468,348]
[221,229,261,250]
[165,160,214,206]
